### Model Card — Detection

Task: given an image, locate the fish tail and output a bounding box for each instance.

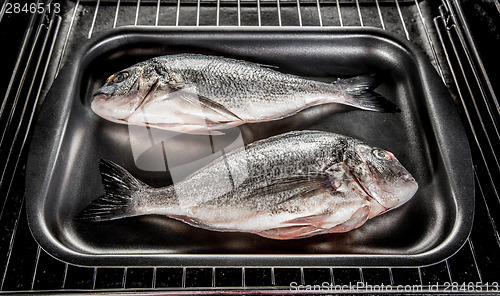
[75,159,148,222]
[336,74,400,113]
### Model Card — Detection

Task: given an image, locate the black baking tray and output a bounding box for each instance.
[26,27,474,267]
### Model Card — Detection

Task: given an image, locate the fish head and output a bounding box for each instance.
[345,143,418,210]
[91,63,161,124]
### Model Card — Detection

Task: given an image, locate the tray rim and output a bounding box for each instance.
[25,26,475,267]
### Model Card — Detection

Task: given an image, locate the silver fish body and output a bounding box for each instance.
[91,54,399,134]
[77,131,418,239]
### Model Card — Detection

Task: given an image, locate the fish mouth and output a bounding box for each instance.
[93,90,107,96]
[90,94,109,115]
[92,93,109,102]
[350,165,418,212]
[91,94,135,124]
[94,84,116,97]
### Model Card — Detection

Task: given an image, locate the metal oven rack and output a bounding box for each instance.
[0,0,499,293]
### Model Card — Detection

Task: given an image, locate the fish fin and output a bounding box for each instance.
[252,62,280,70]
[328,205,371,233]
[75,159,146,222]
[284,214,332,228]
[256,225,324,240]
[249,173,333,204]
[168,215,210,229]
[170,88,243,122]
[197,95,243,121]
[250,163,349,204]
[216,55,280,70]
[336,74,400,113]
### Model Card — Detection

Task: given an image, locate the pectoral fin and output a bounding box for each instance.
[167,87,243,122]
[247,163,348,204]
[247,174,333,204]
[256,225,325,239]
[197,95,243,121]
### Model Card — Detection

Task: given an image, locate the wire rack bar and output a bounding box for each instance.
[315,0,322,26]
[395,0,409,40]
[156,0,160,25]
[451,0,500,116]
[417,267,423,285]
[355,0,363,26]
[5,5,57,176]
[57,0,80,74]
[122,267,127,288]
[257,0,261,26]
[388,268,394,285]
[152,267,157,288]
[358,268,364,285]
[0,0,9,23]
[134,0,141,26]
[0,22,43,155]
[113,0,121,28]
[31,246,42,290]
[176,0,181,26]
[467,239,483,283]
[0,2,50,211]
[0,10,59,289]
[0,10,38,145]
[375,0,385,29]
[196,0,201,26]
[296,0,302,26]
[446,20,500,169]
[277,0,282,26]
[92,267,98,289]
[450,21,500,171]
[88,0,100,38]
[474,171,500,248]
[446,5,500,143]
[445,258,453,282]
[336,0,342,26]
[0,200,24,291]
[433,2,499,283]
[434,10,500,204]
[415,0,445,81]
[495,0,500,13]
[182,267,187,288]
[60,263,68,289]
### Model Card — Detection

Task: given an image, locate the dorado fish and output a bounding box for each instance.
[91,54,399,135]
[77,131,417,239]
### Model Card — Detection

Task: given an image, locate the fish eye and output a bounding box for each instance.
[373,149,391,160]
[113,72,129,83]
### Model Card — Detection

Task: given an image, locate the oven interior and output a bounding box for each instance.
[0,0,499,293]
